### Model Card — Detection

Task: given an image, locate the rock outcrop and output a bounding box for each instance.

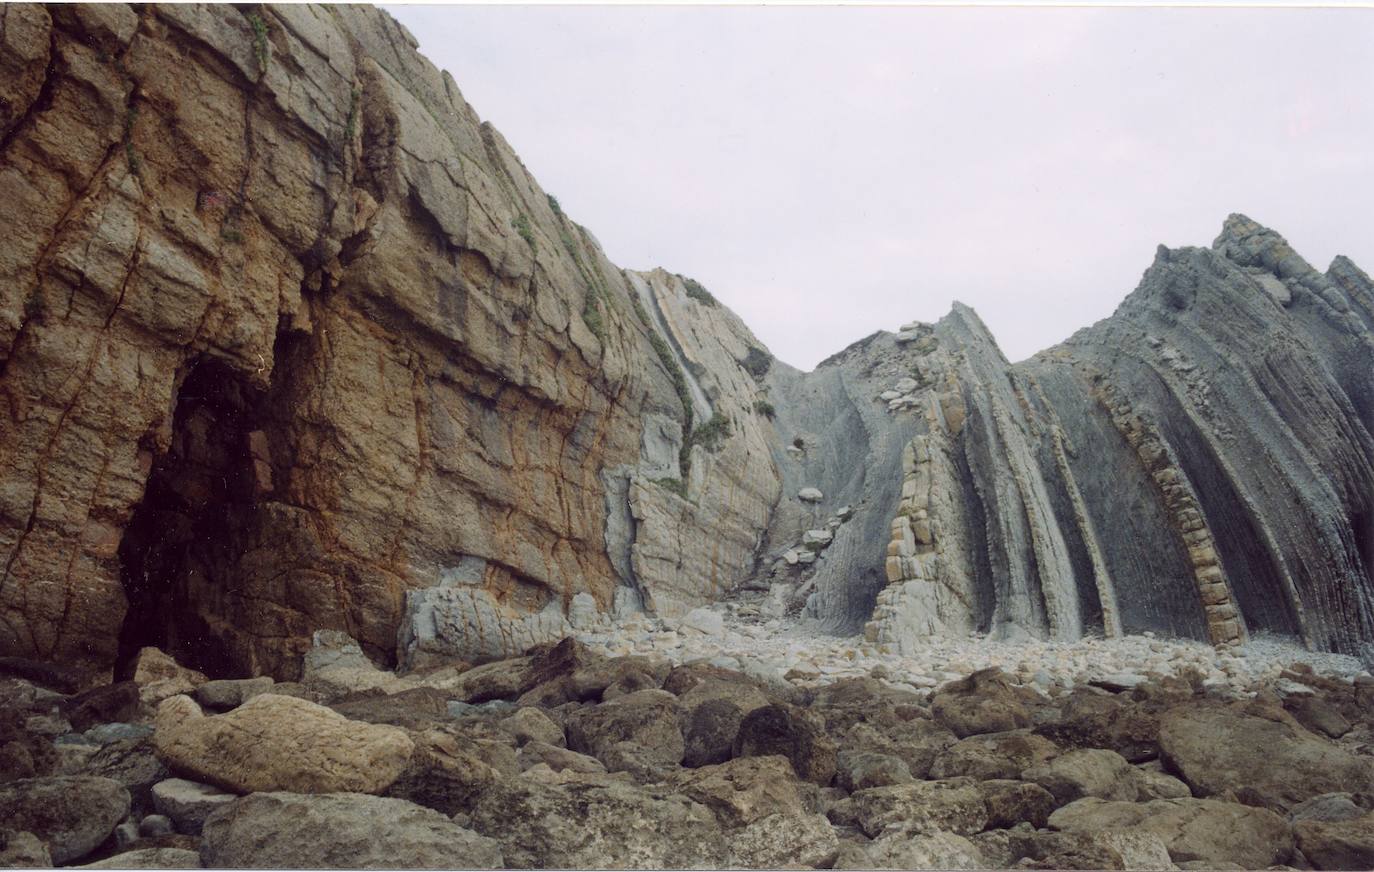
[2,2,1372,684]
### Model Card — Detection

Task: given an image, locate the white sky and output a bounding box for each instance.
[387,4,1374,370]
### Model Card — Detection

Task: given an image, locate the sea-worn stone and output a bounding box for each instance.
[153,694,414,794]
[73,847,202,869]
[1022,748,1139,804]
[1049,796,1294,868]
[0,776,130,864]
[727,812,839,869]
[683,698,746,768]
[669,755,804,828]
[1294,811,1374,870]
[836,749,913,792]
[130,649,207,707]
[328,687,452,730]
[517,741,606,775]
[733,702,837,785]
[1010,829,1174,871]
[61,682,139,732]
[499,707,565,748]
[852,778,989,837]
[565,689,685,770]
[857,828,986,870]
[150,778,235,835]
[976,779,1057,829]
[81,737,168,811]
[1159,703,1374,811]
[193,677,274,711]
[469,777,726,869]
[200,792,504,869]
[931,670,1033,738]
[0,830,52,868]
[930,730,1060,781]
[1289,793,1367,824]
[384,728,515,817]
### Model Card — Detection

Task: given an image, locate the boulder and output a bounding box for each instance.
[150,778,235,835]
[727,812,839,869]
[301,631,417,701]
[517,741,606,775]
[130,649,206,707]
[0,830,52,868]
[193,677,274,710]
[669,755,804,828]
[857,828,986,870]
[1159,703,1374,811]
[930,730,1060,780]
[0,776,130,864]
[565,689,685,770]
[499,707,565,747]
[976,779,1057,829]
[798,487,824,503]
[81,737,168,811]
[1049,796,1294,868]
[440,658,533,704]
[1010,829,1173,871]
[851,778,988,837]
[73,847,203,868]
[682,698,746,768]
[328,687,452,730]
[1132,765,1192,801]
[61,682,140,732]
[1294,811,1374,870]
[1286,694,1353,739]
[845,719,958,779]
[153,693,414,794]
[469,778,726,869]
[200,792,504,869]
[1022,748,1139,804]
[385,729,515,817]
[1290,793,1368,824]
[1035,689,1160,762]
[733,702,836,785]
[836,749,913,792]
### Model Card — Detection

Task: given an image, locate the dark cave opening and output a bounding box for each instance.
[115,357,264,679]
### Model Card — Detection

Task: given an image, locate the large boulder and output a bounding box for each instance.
[930,669,1033,737]
[851,778,989,838]
[1294,812,1374,870]
[193,677,274,711]
[1159,703,1374,811]
[564,690,685,771]
[0,829,53,868]
[81,737,169,811]
[1010,829,1174,871]
[855,828,986,870]
[844,719,958,779]
[328,687,452,730]
[468,777,727,869]
[153,694,414,794]
[1035,689,1161,762]
[200,792,504,869]
[976,779,1058,829]
[61,682,140,732]
[150,778,235,835]
[384,729,516,817]
[682,698,746,768]
[733,702,836,785]
[668,755,804,828]
[1049,796,1294,868]
[130,649,206,707]
[930,730,1060,780]
[0,776,130,864]
[73,847,203,868]
[1022,748,1140,804]
[727,813,839,869]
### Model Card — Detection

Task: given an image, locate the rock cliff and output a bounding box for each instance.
[1,3,1371,682]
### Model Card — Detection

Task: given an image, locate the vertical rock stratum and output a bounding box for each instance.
[1,3,1371,683]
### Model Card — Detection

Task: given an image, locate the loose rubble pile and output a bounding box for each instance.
[2,622,1373,870]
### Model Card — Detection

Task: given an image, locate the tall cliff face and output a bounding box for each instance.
[1,4,1371,683]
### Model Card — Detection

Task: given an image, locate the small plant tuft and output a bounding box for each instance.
[682,276,717,307]
[511,214,536,250]
[345,86,361,141]
[740,345,772,379]
[547,194,562,216]
[581,295,606,342]
[689,412,732,453]
[753,399,776,419]
[249,13,269,76]
[649,477,689,499]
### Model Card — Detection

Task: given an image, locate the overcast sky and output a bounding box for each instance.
[387,5,1374,370]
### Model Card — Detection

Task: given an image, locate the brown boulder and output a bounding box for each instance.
[733,702,837,786]
[1294,811,1374,870]
[669,755,805,828]
[930,730,1060,781]
[931,669,1034,738]
[564,689,685,769]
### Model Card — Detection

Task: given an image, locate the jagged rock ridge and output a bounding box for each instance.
[0,3,1371,683]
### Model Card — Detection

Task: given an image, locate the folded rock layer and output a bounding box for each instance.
[1,3,1371,681]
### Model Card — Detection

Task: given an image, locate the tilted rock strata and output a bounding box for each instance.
[0,2,1372,682]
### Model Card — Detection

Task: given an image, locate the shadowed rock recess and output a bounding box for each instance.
[2,3,1373,686]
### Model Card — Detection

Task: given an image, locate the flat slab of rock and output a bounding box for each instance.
[151,778,235,835]
[153,693,414,794]
[201,792,503,869]
[0,776,130,864]
[1159,703,1374,810]
[193,677,274,710]
[1049,796,1293,868]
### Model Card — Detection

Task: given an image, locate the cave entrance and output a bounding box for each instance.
[115,357,263,679]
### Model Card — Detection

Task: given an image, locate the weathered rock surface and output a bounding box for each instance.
[1294,811,1374,870]
[200,791,504,869]
[150,777,235,835]
[74,847,202,869]
[153,693,413,794]
[0,776,130,864]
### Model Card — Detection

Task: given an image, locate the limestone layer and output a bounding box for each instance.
[1,3,1371,680]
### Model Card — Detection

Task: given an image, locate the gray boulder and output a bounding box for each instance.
[151,778,236,835]
[0,776,130,864]
[200,791,504,869]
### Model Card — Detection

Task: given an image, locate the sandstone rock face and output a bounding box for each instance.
[200,791,504,869]
[1,0,1372,678]
[153,693,413,794]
